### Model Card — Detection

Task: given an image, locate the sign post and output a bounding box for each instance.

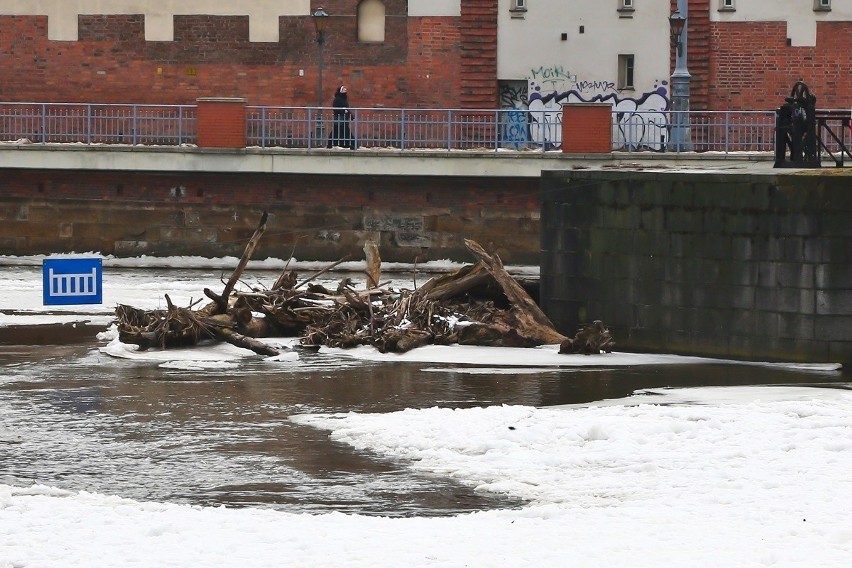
[42,258,103,306]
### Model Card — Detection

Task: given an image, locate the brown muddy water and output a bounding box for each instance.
[1,327,848,517]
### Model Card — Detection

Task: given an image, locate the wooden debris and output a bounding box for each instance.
[461,239,567,346]
[112,212,613,357]
[558,321,615,355]
[363,239,381,289]
[203,211,268,315]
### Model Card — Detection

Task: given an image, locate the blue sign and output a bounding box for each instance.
[43,258,103,306]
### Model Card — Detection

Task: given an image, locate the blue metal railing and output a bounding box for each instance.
[0,101,813,154]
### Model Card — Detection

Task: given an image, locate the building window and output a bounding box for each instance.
[719,0,735,11]
[357,0,385,43]
[813,0,831,11]
[618,0,635,17]
[618,54,635,89]
[510,0,527,18]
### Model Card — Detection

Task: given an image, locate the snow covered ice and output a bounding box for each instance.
[1,256,850,567]
[3,385,852,567]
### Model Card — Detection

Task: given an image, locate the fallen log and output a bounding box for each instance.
[213,326,280,356]
[462,239,568,346]
[417,263,492,301]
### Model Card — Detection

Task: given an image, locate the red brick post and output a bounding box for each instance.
[561,103,612,154]
[196,97,246,148]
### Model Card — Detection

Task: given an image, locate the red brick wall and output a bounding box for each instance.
[674,0,852,112]
[196,99,246,148]
[685,0,711,111]
[0,4,481,109]
[406,19,463,108]
[562,105,612,154]
[460,0,498,109]
[4,5,852,114]
[710,21,852,110]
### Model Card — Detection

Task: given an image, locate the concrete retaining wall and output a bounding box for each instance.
[540,169,852,365]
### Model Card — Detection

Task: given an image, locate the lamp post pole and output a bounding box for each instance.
[670,0,692,151]
[312,8,329,145]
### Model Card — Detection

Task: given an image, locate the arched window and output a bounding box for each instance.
[358,0,385,43]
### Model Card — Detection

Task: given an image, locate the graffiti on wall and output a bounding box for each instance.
[499,82,531,150]
[528,65,577,87]
[499,69,672,150]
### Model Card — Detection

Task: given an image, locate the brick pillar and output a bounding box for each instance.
[561,103,612,154]
[196,97,246,148]
[460,0,498,108]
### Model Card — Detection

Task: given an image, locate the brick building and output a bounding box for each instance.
[0,0,492,109]
[0,0,848,112]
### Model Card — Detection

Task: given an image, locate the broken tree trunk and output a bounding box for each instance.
[203,210,269,315]
[364,239,381,289]
[463,239,567,346]
[416,263,493,301]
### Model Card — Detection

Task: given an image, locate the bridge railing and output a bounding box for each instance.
[0,101,812,155]
[246,107,510,151]
[0,103,196,145]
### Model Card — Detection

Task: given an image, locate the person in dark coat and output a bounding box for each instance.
[327,85,354,149]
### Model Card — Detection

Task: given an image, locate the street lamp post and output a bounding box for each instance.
[669,0,692,151]
[312,7,329,144]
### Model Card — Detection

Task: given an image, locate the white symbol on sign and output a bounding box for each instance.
[48,268,99,297]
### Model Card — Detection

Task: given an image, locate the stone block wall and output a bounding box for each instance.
[0,168,540,265]
[541,169,852,364]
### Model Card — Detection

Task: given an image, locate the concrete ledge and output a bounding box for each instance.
[0,143,776,177]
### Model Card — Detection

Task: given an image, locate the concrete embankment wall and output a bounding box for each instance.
[0,167,540,265]
[540,169,852,365]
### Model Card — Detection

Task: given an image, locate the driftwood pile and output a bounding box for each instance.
[114,212,614,357]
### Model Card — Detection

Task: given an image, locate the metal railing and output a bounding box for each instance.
[0,102,196,145]
[616,110,776,153]
[245,106,784,154]
[5,101,848,158]
[815,110,852,166]
[246,107,513,151]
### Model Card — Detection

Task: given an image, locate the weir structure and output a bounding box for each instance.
[1,143,848,365]
[540,168,852,366]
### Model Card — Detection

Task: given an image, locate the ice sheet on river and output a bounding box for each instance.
[99,336,299,365]
[98,335,840,373]
[322,344,841,371]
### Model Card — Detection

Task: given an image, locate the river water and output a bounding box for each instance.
[1,265,848,517]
